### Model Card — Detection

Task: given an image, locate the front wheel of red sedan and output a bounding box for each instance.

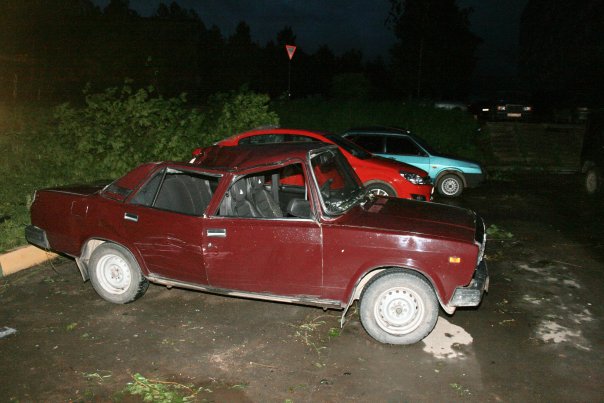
[89,243,149,304]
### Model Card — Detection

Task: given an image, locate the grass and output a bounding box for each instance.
[123,373,206,402]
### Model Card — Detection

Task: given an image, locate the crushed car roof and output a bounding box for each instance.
[192,142,335,172]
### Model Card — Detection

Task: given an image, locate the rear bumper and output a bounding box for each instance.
[25,225,50,250]
[448,260,489,308]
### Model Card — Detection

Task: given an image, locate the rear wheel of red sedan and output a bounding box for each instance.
[89,243,149,304]
[359,271,438,344]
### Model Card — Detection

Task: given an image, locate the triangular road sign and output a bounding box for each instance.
[285,44,297,60]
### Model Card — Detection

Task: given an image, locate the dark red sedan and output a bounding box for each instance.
[26,143,488,344]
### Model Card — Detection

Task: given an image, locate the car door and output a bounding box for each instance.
[384,135,432,175]
[122,167,218,284]
[202,165,324,297]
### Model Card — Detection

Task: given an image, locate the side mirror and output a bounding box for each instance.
[286,198,311,219]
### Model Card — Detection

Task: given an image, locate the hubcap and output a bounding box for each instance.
[374,287,424,335]
[97,254,131,295]
[441,178,460,195]
[369,188,389,196]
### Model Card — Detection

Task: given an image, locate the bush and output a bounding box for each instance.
[202,87,279,143]
[0,85,279,252]
[54,82,205,179]
[273,98,482,161]
[54,83,279,179]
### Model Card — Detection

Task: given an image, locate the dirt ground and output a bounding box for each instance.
[1,172,603,402]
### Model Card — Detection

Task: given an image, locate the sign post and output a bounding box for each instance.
[285,44,296,98]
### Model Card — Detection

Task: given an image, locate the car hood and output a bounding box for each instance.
[341,197,477,243]
[431,153,482,169]
[369,155,428,176]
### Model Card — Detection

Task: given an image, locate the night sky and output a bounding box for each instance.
[95,0,528,77]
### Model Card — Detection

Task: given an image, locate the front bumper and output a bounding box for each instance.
[448,259,489,308]
[25,225,50,250]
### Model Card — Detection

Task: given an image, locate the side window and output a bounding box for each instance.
[348,135,384,153]
[386,136,424,156]
[217,163,311,219]
[239,135,280,145]
[131,169,218,216]
[238,134,320,145]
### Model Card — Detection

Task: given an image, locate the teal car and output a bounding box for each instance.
[341,127,485,197]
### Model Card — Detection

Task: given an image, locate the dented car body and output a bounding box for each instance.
[26,143,488,344]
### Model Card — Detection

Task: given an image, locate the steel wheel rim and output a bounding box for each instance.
[370,188,389,196]
[374,286,424,335]
[97,254,132,295]
[442,178,460,195]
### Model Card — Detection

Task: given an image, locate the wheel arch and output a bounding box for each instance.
[340,266,452,326]
[435,169,467,188]
[76,238,148,281]
[363,180,397,197]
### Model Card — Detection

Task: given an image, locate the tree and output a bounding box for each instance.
[388,0,481,99]
[518,0,604,107]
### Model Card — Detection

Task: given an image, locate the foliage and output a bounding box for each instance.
[486,224,514,240]
[124,373,201,403]
[518,1,604,107]
[54,82,205,179]
[203,87,279,144]
[274,98,483,160]
[53,82,278,180]
[330,73,372,99]
[0,85,277,252]
[387,0,481,99]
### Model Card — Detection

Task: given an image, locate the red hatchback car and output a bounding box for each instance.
[193,128,433,201]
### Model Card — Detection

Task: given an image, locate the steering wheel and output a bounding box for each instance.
[320,178,334,199]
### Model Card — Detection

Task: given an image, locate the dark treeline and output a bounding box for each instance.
[518,0,604,108]
[3,0,599,107]
[0,0,393,103]
[0,0,486,104]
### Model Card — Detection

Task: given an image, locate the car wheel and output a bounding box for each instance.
[359,271,438,345]
[585,167,601,195]
[437,174,463,197]
[89,243,149,304]
[365,182,396,197]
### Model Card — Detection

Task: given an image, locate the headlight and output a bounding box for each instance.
[400,171,431,185]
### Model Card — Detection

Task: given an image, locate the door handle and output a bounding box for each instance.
[207,228,226,237]
[124,212,138,222]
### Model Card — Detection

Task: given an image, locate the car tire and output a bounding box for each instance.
[365,182,396,197]
[359,271,438,345]
[89,243,149,304]
[437,174,464,197]
[585,167,601,195]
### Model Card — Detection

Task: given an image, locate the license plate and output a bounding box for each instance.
[507,112,522,118]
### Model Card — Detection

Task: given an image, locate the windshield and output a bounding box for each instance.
[325,134,372,159]
[409,133,438,155]
[309,148,365,216]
